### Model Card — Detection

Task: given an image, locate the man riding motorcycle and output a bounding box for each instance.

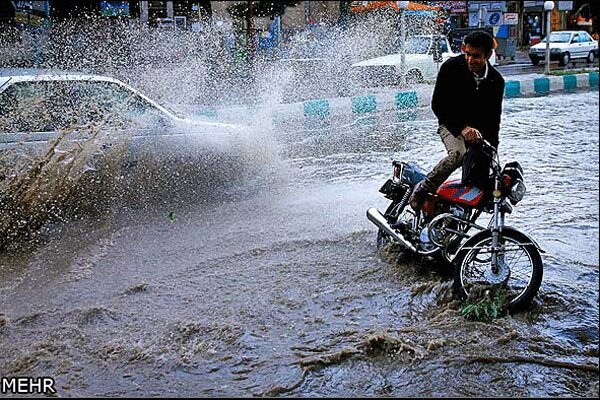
[410,30,505,211]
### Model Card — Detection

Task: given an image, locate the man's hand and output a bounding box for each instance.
[461,126,482,143]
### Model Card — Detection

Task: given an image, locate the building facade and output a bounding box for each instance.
[2,1,597,47]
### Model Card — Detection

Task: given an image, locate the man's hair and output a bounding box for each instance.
[463,30,494,54]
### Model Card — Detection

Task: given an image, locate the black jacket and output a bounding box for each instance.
[431,54,505,149]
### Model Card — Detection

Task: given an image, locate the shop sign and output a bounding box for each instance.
[13,0,49,27]
[14,0,48,13]
[100,1,130,17]
[451,3,467,13]
[429,1,467,13]
[524,1,546,8]
[558,1,573,11]
[468,10,505,26]
[487,11,503,26]
[467,2,506,12]
[503,12,519,25]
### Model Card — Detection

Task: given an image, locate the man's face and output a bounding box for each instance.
[461,43,492,74]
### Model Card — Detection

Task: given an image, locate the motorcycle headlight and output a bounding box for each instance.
[509,179,526,205]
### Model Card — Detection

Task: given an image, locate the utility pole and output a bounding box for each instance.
[246,0,255,62]
[398,1,409,88]
[478,6,486,28]
[544,1,554,74]
[339,0,350,28]
[166,1,174,19]
[305,0,310,27]
[140,1,148,26]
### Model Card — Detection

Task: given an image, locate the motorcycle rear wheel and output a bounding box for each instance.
[453,228,543,313]
[376,200,417,249]
[376,201,402,248]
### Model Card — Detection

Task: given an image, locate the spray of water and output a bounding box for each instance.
[0,11,440,248]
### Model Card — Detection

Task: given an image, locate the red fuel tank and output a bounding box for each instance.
[436,179,485,207]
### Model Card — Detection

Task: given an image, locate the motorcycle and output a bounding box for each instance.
[367,140,544,313]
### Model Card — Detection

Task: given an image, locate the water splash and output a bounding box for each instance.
[0,12,440,248]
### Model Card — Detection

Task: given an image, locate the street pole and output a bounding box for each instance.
[397,1,409,88]
[544,1,554,74]
[246,0,255,63]
[33,28,39,68]
[478,7,487,28]
[140,1,148,26]
[339,0,349,29]
[166,1,174,19]
[305,0,310,28]
[275,15,281,47]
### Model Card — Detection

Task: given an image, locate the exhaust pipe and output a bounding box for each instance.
[366,207,417,253]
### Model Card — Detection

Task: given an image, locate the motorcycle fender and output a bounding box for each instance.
[503,226,545,253]
[455,226,545,256]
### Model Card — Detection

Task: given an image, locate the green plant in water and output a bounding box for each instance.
[166,211,176,222]
[548,68,599,76]
[461,286,507,322]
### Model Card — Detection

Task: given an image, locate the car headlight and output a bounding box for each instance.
[508,179,526,205]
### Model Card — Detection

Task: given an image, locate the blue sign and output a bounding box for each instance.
[488,12,502,25]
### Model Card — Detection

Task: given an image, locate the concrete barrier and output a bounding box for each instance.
[195,71,599,123]
[504,72,599,98]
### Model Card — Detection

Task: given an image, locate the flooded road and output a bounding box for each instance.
[0,91,598,397]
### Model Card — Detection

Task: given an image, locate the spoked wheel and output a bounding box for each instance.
[453,228,543,313]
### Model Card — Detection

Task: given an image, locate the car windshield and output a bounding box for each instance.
[0,80,170,133]
[546,32,572,43]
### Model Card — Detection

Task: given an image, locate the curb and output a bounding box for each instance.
[504,71,599,97]
[197,72,599,122]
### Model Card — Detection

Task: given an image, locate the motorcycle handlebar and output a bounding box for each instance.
[479,139,497,158]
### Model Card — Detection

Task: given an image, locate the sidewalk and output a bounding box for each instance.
[496,46,531,65]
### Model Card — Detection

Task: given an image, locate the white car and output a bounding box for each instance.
[0,73,247,240]
[155,17,175,30]
[0,72,245,194]
[528,30,598,66]
[0,73,241,148]
[350,34,497,86]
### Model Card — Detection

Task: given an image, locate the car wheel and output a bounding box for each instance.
[530,56,540,66]
[559,52,570,66]
[587,51,595,63]
[405,69,422,85]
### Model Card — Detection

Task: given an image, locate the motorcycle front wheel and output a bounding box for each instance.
[453,228,543,313]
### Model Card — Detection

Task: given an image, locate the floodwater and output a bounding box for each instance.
[0,90,598,397]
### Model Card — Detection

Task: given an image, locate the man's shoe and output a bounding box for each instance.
[409,181,428,211]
